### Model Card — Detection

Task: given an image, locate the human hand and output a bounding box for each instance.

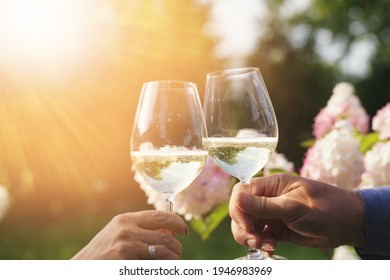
[71,210,187,260]
[229,174,365,252]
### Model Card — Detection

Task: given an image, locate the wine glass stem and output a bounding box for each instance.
[164,196,175,236]
[165,196,174,213]
[242,181,266,260]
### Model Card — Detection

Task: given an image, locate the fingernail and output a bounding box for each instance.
[246,239,257,248]
[261,241,275,251]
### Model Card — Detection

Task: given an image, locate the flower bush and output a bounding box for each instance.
[133,81,390,258]
[300,82,390,259]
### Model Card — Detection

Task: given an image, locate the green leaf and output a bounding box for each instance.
[358,132,379,154]
[267,168,287,174]
[300,138,315,148]
[189,202,229,240]
[253,170,264,178]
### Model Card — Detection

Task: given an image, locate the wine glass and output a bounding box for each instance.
[202,67,284,260]
[130,80,208,214]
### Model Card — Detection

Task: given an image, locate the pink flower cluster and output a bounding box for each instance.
[359,103,390,188]
[301,82,370,190]
[313,82,369,139]
[301,120,364,190]
[372,103,390,140]
[360,140,390,189]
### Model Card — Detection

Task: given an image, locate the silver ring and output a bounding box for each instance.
[148,244,156,260]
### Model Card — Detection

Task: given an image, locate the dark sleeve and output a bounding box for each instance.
[355,186,390,259]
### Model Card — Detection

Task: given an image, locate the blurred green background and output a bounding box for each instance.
[0,0,388,259]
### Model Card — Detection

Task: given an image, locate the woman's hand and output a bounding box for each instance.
[72,210,188,260]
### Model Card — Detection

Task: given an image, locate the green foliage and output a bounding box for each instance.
[357,131,380,154]
[300,138,315,148]
[190,202,229,240]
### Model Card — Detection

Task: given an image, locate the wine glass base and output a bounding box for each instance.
[270,254,287,260]
[236,250,287,260]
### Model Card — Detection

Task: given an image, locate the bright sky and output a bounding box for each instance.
[202,0,268,66]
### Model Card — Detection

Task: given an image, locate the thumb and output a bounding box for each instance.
[237,191,287,220]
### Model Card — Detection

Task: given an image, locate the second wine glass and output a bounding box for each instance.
[202,67,284,260]
[130,80,208,213]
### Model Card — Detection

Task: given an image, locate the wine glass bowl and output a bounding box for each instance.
[202,67,283,260]
[130,80,208,212]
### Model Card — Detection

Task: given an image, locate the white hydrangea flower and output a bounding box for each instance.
[301,120,364,190]
[359,141,390,189]
[0,185,10,222]
[313,82,369,139]
[372,103,390,141]
[134,157,231,220]
[263,152,294,176]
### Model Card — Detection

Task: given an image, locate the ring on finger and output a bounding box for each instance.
[148,244,156,260]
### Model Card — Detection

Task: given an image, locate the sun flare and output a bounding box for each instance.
[0,0,92,65]
[0,0,215,211]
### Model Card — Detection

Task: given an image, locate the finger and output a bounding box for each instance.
[250,175,286,197]
[258,225,278,252]
[143,243,182,260]
[229,183,253,232]
[230,181,251,200]
[155,244,181,260]
[229,203,253,233]
[140,229,183,258]
[231,220,262,248]
[236,191,289,220]
[128,211,188,235]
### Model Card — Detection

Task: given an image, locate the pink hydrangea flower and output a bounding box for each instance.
[372,103,390,140]
[313,82,369,139]
[134,157,231,220]
[301,120,364,190]
[359,141,390,189]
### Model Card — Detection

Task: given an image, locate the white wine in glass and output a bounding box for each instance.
[130,81,208,213]
[203,67,285,260]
